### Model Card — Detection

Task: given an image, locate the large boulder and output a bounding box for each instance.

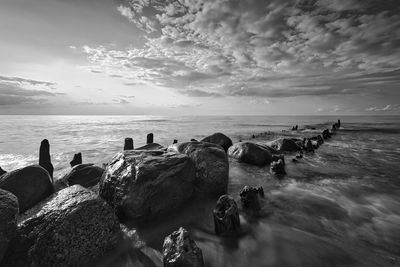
[201,132,232,152]
[168,141,229,196]
[2,185,121,267]
[99,150,196,222]
[228,142,273,166]
[0,189,18,263]
[0,165,54,213]
[266,138,302,152]
[63,164,105,188]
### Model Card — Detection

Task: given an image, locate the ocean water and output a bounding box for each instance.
[1,115,400,266]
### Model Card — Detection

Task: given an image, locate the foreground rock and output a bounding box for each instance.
[100,150,195,222]
[0,189,18,263]
[201,132,233,152]
[0,165,54,213]
[63,164,105,188]
[163,227,204,267]
[168,141,229,196]
[228,142,273,166]
[266,138,302,152]
[2,185,121,267]
[213,195,241,236]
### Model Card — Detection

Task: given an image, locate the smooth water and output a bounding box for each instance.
[1,115,400,266]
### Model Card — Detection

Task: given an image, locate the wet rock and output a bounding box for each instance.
[266,138,302,152]
[0,165,54,213]
[124,137,134,150]
[213,195,240,236]
[270,159,286,176]
[0,189,18,263]
[135,143,164,151]
[163,227,204,267]
[2,185,121,267]
[168,141,228,196]
[0,167,6,176]
[39,139,54,179]
[70,152,82,167]
[201,132,233,152]
[228,142,273,166]
[99,150,195,222]
[239,186,264,211]
[63,164,105,188]
[147,133,154,144]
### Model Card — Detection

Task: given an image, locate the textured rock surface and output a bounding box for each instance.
[201,132,233,152]
[64,163,105,188]
[0,189,18,263]
[100,150,195,222]
[266,138,302,152]
[239,186,264,211]
[228,142,273,166]
[0,165,54,213]
[2,185,121,267]
[168,141,229,196]
[213,195,241,236]
[163,227,204,267]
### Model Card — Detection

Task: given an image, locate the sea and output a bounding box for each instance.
[1,115,400,266]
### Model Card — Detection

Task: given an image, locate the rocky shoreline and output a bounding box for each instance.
[0,120,342,266]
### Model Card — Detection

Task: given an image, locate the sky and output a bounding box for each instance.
[0,0,399,115]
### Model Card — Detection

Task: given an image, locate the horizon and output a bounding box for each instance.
[1,0,399,115]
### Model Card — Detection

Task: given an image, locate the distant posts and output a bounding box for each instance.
[147,133,154,144]
[124,138,134,150]
[70,153,82,167]
[39,139,54,179]
[173,139,178,144]
[213,195,240,236]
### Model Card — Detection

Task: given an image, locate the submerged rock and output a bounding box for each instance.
[270,159,286,176]
[201,132,233,152]
[99,150,195,222]
[70,152,82,167]
[228,142,273,166]
[163,227,204,267]
[266,138,302,152]
[64,163,105,188]
[0,167,6,176]
[2,185,121,267]
[168,141,229,196]
[239,186,264,211]
[0,165,54,213]
[213,195,240,236]
[0,189,18,263]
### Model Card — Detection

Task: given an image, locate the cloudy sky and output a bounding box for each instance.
[0,0,399,115]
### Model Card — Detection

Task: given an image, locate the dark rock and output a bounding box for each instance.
[213,195,240,236]
[168,141,229,196]
[0,165,54,213]
[63,164,105,188]
[266,138,302,152]
[147,133,154,144]
[2,185,121,267]
[228,142,273,166]
[272,154,285,166]
[239,186,264,211]
[99,150,195,222]
[270,159,286,176]
[0,167,6,176]
[70,152,82,167]
[163,227,204,267]
[322,129,331,139]
[292,158,299,163]
[173,139,178,144]
[135,143,164,151]
[252,134,256,138]
[0,189,18,263]
[124,138,134,150]
[337,119,341,128]
[190,139,197,142]
[317,135,324,145]
[201,132,232,152]
[39,139,54,179]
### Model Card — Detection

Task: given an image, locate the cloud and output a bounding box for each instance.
[366,104,399,112]
[0,75,56,88]
[179,89,223,98]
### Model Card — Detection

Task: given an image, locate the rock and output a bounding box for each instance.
[190,139,197,142]
[272,154,285,165]
[70,152,82,167]
[99,150,195,222]
[39,139,54,179]
[201,132,232,152]
[0,189,18,263]
[147,133,154,144]
[228,142,273,166]
[124,137,134,150]
[0,165,54,213]
[163,227,204,267]
[337,119,341,128]
[2,185,121,267]
[173,139,178,144]
[303,138,314,153]
[213,195,240,236]
[266,138,302,152]
[239,186,264,211]
[270,159,286,176]
[0,167,6,176]
[135,143,164,151]
[168,141,229,196]
[63,164,105,188]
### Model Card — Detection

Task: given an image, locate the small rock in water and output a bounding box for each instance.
[163,227,204,267]
[270,159,286,176]
[272,154,285,165]
[124,137,134,150]
[213,195,241,236]
[173,139,178,144]
[0,167,6,176]
[70,152,82,167]
[239,186,264,211]
[147,133,154,144]
[39,139,54,179]
[190,139,198,142]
